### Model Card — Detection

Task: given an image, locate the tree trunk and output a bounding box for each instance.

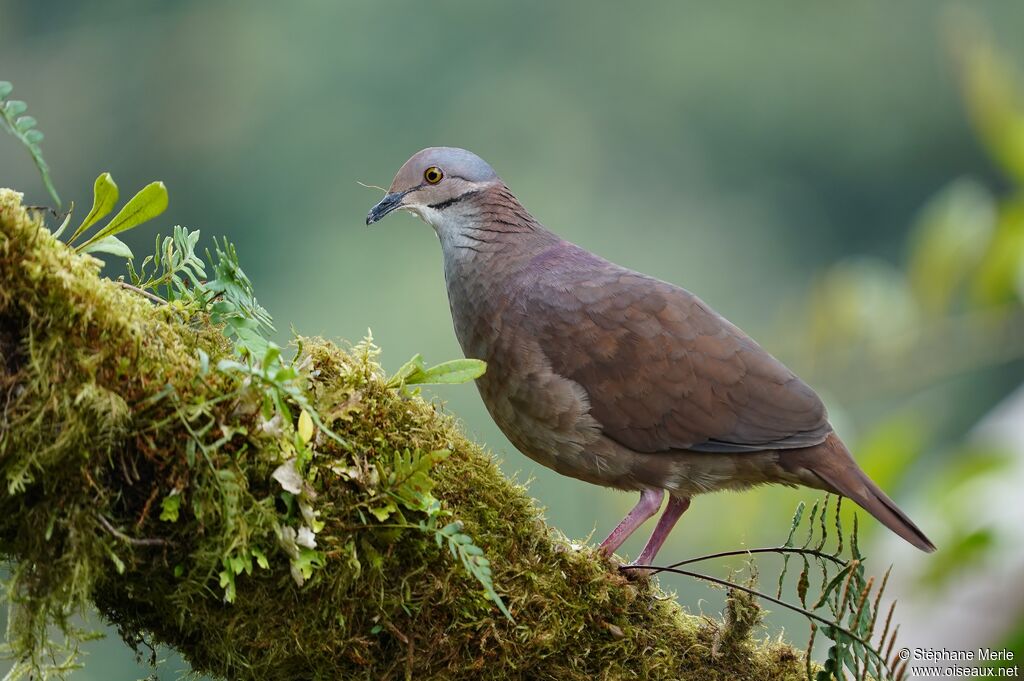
[0,188,804,680]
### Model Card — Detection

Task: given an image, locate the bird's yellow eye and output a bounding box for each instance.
[424,166,444,184]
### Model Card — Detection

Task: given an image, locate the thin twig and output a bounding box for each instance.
[652,546,847,574]
[96,513,174,547]
[23,205,65,220]
[117,281,166,306]
[383,621,414,681]
[135,486,161,532]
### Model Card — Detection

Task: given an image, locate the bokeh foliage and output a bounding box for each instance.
[789,17,1024,666]
[799,18,1024,568]
[3,1,1024,677]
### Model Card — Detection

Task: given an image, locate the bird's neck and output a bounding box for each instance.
[432,185,560,356]
[431,184,558,267]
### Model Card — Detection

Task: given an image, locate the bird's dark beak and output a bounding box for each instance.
[366,191,407,225]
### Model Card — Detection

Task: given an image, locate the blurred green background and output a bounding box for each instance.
[4,1,1024,677]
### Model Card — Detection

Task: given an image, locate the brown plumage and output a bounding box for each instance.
[367,147,935,565]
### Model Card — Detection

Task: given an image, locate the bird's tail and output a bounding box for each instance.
[787,432,936,553]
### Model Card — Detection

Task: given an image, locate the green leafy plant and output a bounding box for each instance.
[387,353,486,388]
[430,518,511,620]
[414,479,512,620]
[205,338,509,616]
[0,80,60,207]
[57,172,169,259]
[125,224,206,298]
[203,237,275,354]
[124,225,274,356]
[643,497,907,680]
[216,343,344,446]
[363,444,512,620]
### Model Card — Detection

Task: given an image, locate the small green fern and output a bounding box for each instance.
[0,80,60,207]
[367,445,512,620]
[126,225,207,298]
[644,496,907,681]
[431,519,512,620]
[126,226,274,357]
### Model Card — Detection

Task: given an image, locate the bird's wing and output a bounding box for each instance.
[520,243,830,454]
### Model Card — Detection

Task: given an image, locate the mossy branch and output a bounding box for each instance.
[0,188,806,680]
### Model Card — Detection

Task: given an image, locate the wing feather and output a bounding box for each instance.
[520,242,830,454]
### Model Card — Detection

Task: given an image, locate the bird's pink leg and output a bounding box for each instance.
[598,488,664,556]
[629,495,691,568]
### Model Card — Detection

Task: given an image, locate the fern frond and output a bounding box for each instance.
[0,80,60,206]
[645,495,906,680]
[433,520,512,620]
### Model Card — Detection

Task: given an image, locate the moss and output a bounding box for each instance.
[0,188,807,680]
[712,584,766,661]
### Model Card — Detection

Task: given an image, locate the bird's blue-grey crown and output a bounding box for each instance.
[405,147,498,183]
[366,147,499,225]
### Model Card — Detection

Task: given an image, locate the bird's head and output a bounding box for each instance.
[365,147,499,228]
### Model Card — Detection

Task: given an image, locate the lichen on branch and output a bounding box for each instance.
[0,189,804,680]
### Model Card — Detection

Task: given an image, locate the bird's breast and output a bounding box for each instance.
[441,257,624,483]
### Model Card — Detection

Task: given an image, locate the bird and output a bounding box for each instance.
[365,147,935,567]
